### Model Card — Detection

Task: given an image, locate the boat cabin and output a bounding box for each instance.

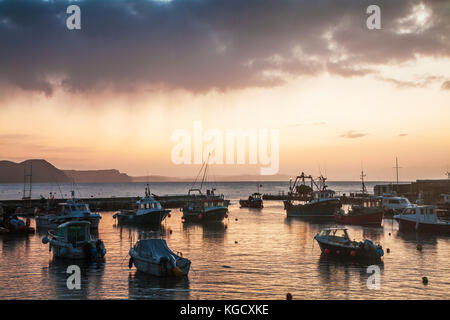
[361,198,382,208]
[379,196,411,209]
[58,199,92,217]
[250,193,262,200]
[312,190,336,202]
[316,228,351,243]
[137,197,162,211]
[399,205,440,223]
[53,221,91,247]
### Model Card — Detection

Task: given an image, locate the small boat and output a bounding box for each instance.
[42,221,106,260]
[240,185,263,209]
[129,239,191,277]
[394,205,450,234]
[36,193,101,229]
[314,228,384,262]
[284,173,341,218]
[334,198,384,226]
[379,194,412,217]
[113,185,170,226]
[182,188,230,223]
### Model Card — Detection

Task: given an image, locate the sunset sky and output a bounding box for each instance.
[1,0,449,180]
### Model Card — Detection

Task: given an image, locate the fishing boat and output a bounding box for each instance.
[394,205,450,234]
[284,173,341,218]
[334,198,384,226]
[129,239,191,277]
[113,185,170,226]
[42,221,106,260]
[182,188,229,222]
[35,192,101,229]
[314,228,384,262]
[182,158,230,223]
[0,207,35,235]
[239,184,263,209]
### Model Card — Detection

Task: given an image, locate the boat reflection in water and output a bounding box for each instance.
[128,271,190,300]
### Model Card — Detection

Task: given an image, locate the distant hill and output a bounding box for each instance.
[0,159,71,183]
[64,169,132,183]
[0,159,131,183]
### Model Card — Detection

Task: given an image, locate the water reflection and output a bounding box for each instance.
[46,259,106,300]
[128,271,190,300]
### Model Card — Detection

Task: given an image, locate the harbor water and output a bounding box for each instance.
[0,182,448,299]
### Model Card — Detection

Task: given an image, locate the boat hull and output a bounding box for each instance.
[334,211,383,226]
[284,199,341,218]
[129,249,190,277]
[239,199,263,209]
[182,207,228,223]
[394,217,450,234]
[116,210,169,226]
[36,216,100,229]
[314,238,382,262]
[49,240,106,260]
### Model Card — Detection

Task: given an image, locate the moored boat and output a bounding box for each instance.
[113,185,170,226]
[240,192,263,209]
[129,239,191,277]
[334,198,384,226]
[42,221,106,260]
[36,193,101,229]
[314,228,384,262]
[379,195,412,217]
[181,158,230,223]
[182,188,229,223]
[284,173,341,218]
[394,205,450,234]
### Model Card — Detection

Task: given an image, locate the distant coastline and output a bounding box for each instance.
[0,159,293,183]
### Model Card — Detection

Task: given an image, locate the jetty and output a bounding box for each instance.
[0,194,206,215]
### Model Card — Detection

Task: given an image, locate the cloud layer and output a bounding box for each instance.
[1,0,449,95]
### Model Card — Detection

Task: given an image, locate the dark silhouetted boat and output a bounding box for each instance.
[284,173,341,218]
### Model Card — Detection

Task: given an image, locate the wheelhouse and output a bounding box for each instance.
[53,221,91,246]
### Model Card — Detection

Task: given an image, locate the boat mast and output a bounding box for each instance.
[360,168,367,195]
[393,157,401,186]
[22,162,32,201]
[199,153,211,191]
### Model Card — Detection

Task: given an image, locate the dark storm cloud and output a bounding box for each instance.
[0,0,449,95]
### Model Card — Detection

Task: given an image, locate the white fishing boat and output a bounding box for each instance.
[42,221,106,260]
[394,205,450,234]
[129,239,191,277]
[378,195,412,216]
[36,193,101,229]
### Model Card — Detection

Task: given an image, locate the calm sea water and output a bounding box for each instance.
[0,182,448,300]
